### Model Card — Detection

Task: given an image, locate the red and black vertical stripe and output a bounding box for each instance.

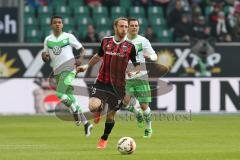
[97,37,136,86]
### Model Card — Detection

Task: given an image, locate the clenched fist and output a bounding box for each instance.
[76,64,89,73]
[42,52,50,62]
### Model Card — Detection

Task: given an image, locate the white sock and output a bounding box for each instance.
[61,94,69,104]
[80,113,88,125]
[70,102,78,113]
[127,97,139,114]
[143,107,152,130]
[128,104,143,115]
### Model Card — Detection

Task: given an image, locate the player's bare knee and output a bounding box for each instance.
[106,111,116,121]
[89,97,102,112]
[123,95,131,105]
[106,118,115,123]
[140,103,149,111]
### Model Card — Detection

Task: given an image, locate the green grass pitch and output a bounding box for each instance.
[0,114,239,160]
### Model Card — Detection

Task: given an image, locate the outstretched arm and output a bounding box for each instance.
[76,54,101,73]
[77,39,104,73]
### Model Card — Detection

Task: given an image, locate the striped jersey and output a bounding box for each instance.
[97,36,138,86]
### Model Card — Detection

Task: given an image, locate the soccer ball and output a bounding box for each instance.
[117,137,136,154]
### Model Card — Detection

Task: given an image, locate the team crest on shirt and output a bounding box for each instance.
[62,39,68,44]
[122,45,128,51]
[52,46,62,55]
[106,44,111,49]
[105,44,112,51]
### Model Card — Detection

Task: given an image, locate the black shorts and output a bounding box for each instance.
[90,80,124,109]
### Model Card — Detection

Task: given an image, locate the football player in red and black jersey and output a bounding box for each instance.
[77,17,140,149]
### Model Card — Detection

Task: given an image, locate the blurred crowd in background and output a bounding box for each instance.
[2,0,240,43]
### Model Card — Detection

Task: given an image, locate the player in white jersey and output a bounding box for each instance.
[118,18,157,138]
[41,15,93,136]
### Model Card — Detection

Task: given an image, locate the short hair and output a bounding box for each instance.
[113,17,128,27]
[51,15,63,24]
[128,18,139,25]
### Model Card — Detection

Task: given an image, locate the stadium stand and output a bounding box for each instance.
[23,0,240,43]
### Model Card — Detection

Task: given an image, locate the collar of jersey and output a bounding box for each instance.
[112,35,126,44]
[52,32,64,39]
[127,34,138,41]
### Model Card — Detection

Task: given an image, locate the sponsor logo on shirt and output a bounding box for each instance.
[52,46,62,55]
[105,51,125,57]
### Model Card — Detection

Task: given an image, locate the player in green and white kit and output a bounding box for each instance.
[119,18,157,138]
[41,15,93,136]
